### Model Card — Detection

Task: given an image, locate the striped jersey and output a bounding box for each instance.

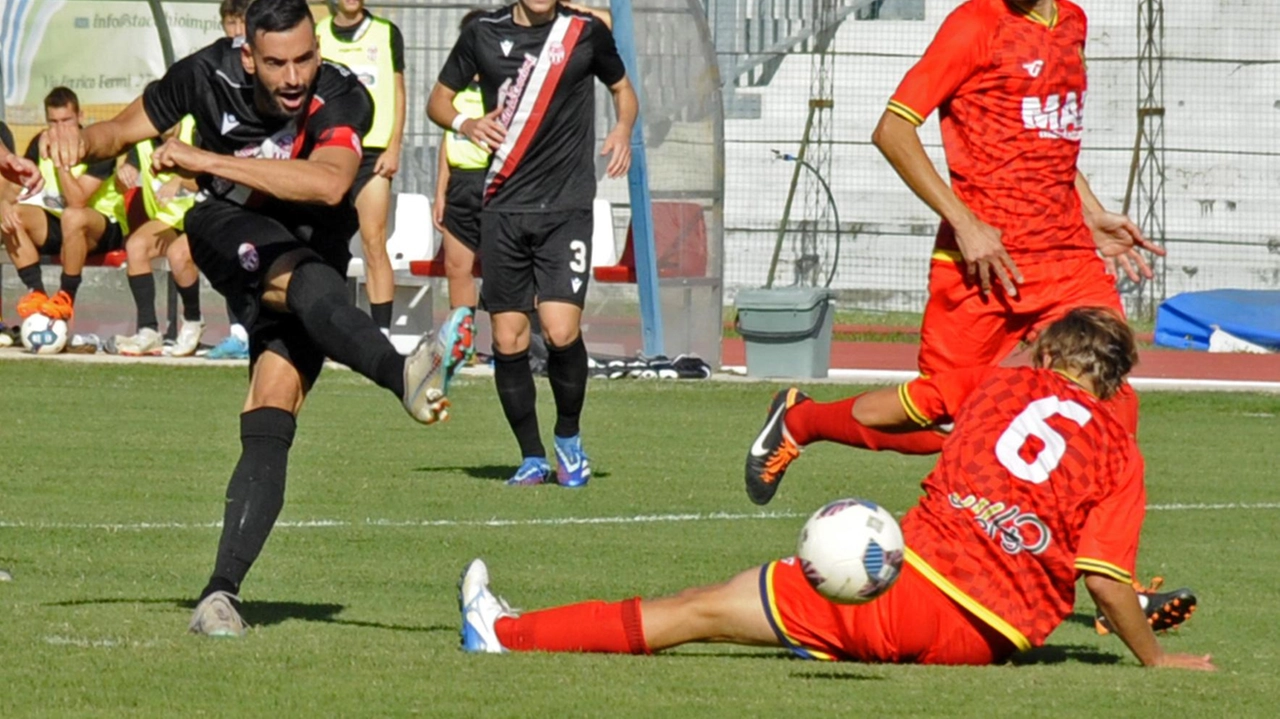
[438,5,626,211]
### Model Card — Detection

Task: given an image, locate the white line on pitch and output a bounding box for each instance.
[0,510,802,532]
[1,503,1278,532]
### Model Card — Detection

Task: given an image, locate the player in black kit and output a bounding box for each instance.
[428,0,638,487]
[42,0,449,637]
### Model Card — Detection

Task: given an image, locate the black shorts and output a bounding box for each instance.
[442,169,485,251]
[351,147,385,199]
[480,209,593,313]
[35,210,124,257]
[184,197,358,386]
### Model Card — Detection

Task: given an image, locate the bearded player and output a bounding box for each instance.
[42,0,449,636]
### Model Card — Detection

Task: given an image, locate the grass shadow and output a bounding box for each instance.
[1064,611,1098,629]
[789,670,884,681]
[1008,644,1122,666]
[415,464,612,481]
[45,597,447,634]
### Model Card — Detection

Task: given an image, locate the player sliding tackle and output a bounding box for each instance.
[459,309,1212,670]
[42,0,449,637]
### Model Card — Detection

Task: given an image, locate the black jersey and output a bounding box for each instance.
[142,36,373,206]
[0,121,14,154]
[438,5,626,212]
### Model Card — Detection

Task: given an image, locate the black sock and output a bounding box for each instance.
[177,280,202,322]
[128,274,158,331]
[202,407,296,600]
[546,334,589,438]
[370,301,393,333]
[60,272,82,301]
[494,348,544,458]
[285,261,404,397]
[17,264,44,294]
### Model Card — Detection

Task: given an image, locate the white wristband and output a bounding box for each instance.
[450,114,468,133]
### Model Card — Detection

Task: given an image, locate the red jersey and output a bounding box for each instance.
[896,366,1145,650]
[888,0,1093,262]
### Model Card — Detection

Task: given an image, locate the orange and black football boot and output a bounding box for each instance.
[1096,576,1198,635]
[744,387,809,505]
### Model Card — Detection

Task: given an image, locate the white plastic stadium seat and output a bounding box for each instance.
[348,192,436,277]
[590,197,617,268]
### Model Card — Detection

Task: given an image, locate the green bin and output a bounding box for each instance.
[734,288,835,378]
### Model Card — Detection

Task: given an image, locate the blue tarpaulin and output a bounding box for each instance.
[1154,290,1280,351]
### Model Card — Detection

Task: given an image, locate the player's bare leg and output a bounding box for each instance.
[4,207,52,317]
[460,559,781,654]
[442,230,478,308]
[355,175,395,335]
[165,234,206,356]
[120,221,181,355]
[537,300,592,486]
[42,206,107,320]
[438,230,478,392]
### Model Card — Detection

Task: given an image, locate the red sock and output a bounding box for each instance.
[495,598,650,654]
[784,395,945,455]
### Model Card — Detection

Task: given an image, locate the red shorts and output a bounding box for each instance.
[759,557,1015,665]
[917,252,1123,376]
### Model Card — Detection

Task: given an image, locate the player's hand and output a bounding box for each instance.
[0,201,26,235]
[601,126,632,178]
[1090,211,1165,283]
[116,162,140,190]
[0,154,43,199]
[461,109,506,152]
[41,122,87,170]
[954,216,1023,297]
[432,193,447,233]
[152,138,209,175]
[1153,653,1216,672]
[375,144,401,179]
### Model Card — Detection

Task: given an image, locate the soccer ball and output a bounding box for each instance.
[797,498,905,604]
[21,313,69,355]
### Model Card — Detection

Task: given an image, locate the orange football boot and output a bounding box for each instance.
[16,289,49,319]
[39,290,75,321]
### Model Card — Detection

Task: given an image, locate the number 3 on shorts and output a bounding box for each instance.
[995,396,1093,484]
[568,240,587,274]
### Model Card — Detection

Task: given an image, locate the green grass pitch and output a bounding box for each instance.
[1,361,1277,717]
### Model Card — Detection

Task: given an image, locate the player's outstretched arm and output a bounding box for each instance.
[872,111,1022,296]
[154,141,360,206]
[1085,574,1215,671]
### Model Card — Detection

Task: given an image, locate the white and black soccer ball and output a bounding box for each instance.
[797,498,905,604]
[21,313,69,355]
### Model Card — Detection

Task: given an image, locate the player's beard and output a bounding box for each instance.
[254,80,313,121]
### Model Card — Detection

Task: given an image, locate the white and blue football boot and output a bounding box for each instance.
[554,434,591,488]
[458,559,513,653]
[506,456,552,486]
